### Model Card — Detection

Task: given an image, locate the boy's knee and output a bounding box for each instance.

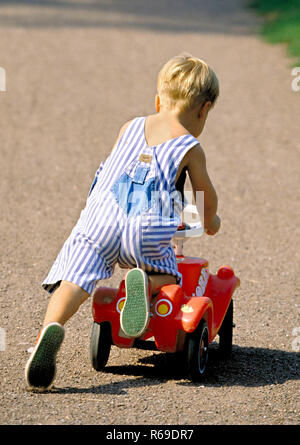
[59,280,90,300]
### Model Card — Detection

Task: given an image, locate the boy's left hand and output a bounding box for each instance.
[206,214,221,235]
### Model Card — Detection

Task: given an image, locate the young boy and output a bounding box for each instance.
[25,53,220,390]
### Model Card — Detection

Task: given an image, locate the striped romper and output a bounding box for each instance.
[42,117,199,295]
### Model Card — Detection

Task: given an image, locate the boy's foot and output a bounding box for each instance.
[25,322,64,391]
[120,268,150,338]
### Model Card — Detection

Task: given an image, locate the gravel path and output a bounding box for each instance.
[0,0,299,426]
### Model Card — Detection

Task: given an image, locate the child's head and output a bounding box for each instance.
[157,53,219,113]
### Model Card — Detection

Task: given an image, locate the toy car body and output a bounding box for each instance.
[91,206,240,381]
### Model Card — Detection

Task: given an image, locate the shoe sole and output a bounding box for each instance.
[120,268,149,338]
[25,322,64,391]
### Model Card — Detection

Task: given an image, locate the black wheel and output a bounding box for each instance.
[218,300,233,359]
[187,319,209,381]
[90,321,112,371]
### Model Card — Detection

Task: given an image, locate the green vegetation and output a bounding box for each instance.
[249,0,300,65]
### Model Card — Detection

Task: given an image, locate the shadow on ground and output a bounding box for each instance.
[0,0,257,34]
[49,344,299,395]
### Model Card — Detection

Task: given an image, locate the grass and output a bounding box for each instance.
[249,0,300,66]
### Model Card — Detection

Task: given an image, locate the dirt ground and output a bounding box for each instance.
[0,0,299,426]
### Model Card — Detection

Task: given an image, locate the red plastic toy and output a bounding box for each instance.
[90,205,240,381]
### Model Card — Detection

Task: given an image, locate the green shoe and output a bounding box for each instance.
[120,268,150,338]
[25,322,64,391]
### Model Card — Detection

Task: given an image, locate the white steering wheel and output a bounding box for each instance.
[173,204,204,240]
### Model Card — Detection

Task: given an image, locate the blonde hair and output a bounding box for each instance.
[157,53,219,111]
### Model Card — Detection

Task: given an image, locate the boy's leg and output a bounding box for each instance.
[148,273,177,296]
[25,281,89,391]
[42,281,90,327]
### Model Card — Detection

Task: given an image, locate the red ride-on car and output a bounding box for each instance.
[90,205,240,381]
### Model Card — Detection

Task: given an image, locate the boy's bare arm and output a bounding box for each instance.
[186,145,220,234]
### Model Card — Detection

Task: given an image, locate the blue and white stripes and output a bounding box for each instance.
[42,116,199,294]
